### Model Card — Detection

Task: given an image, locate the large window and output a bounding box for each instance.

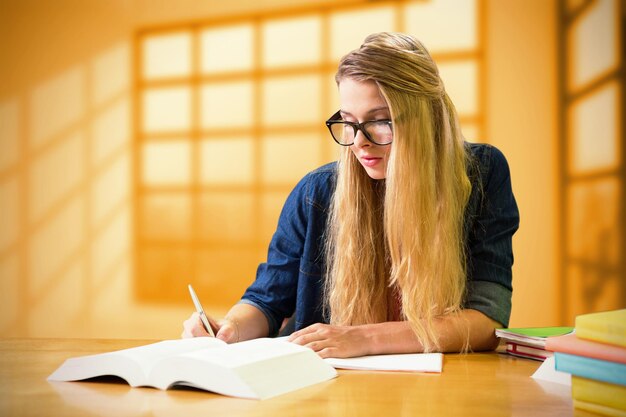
[558,0,624,319]
[134,0,484,306]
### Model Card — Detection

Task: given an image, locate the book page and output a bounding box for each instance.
[178,338,308,368]
[324,353,443,372]
[532,356,571,386]
[48,337,227,387]
[111,337,226,377]
[149,338,337,399]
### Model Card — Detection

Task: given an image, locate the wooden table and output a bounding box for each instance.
[0,338,594,417]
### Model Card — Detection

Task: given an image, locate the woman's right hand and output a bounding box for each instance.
[181,312,239,343]
[181,312,210,338]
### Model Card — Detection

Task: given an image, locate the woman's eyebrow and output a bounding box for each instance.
[340,106,390,118]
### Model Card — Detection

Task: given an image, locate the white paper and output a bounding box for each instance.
[531,356,571,386]
[324,353,443,373]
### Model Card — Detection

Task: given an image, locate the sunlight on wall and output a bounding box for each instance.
[561,0,623,321]
[263,16,322,67]
[0,101,20,172]
[568,0,617,90]
[134,0,484,308]
[1,0,621,339]
[0,40,142,338]
[569,81,619,173]
[404,0,476,50]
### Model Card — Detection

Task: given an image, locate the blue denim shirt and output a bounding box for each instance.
[240,143,520,335]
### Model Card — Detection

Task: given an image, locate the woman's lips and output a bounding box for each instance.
[360,156,382,167]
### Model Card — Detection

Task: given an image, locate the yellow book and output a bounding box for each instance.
[574,399,626,417]
[576,309,626,347]
[572,376,626,411]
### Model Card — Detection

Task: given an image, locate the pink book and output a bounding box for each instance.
[546,333,626,364]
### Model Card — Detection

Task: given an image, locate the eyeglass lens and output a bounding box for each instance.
[329,121,392,145]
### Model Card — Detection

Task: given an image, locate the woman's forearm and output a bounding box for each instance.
[289,308,501,358]
[220,303,270,342]
[367,309,501,354]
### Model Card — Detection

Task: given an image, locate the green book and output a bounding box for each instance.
[495,327,574,349]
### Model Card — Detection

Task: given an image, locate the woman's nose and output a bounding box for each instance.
[352,129,371,148]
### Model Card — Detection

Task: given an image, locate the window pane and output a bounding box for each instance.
[142,87,191,133]
[142,140,191,186]
[262,15,321,68]
[565,266,623,320]
[200,137,254,185]
[140,194,191,240]
[566,0,587,13]
[262,75,321,125]
[326,71,340,116]
[200,82,253,128]
[568,0,617,90]
[567,178,620,266]
[138,247,192,300]
[200,24,253,73]
[199,192,254,243]
[142,32,192,79]
[330,7,396,60]
[568,82,619,173]
[194,249,259,306]
[438,61,478,116]
[460,122,479,143]
[404,0,476,51]
[261,134,321,184]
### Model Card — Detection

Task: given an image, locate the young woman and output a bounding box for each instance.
[182,32,519,358]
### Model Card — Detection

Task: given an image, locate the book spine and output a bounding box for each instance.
[545,334,626,364]
[506,343,550,361]
[572,376,626,411]
[576,311,626,348]
[576,326,626,348]
[554,353,626,386]
[573,399,626,417]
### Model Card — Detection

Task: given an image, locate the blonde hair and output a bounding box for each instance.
[324,32,472,352]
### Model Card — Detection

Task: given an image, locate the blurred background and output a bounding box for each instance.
[0,0,623,340]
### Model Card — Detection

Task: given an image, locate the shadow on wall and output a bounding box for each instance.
[0,41,189,339]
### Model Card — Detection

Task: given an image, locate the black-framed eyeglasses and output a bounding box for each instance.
[325,111,393,146]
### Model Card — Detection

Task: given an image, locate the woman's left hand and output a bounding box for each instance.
[287,323,371,358]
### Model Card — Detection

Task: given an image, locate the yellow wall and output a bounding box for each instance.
[0,0,621,340]
[487,0,560,326]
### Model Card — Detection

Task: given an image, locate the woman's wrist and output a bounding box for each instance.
[222,316,240,343]
[357,323,386,356]
[362,321,425,355]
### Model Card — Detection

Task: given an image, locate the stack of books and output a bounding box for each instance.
[546,309,626,417]
[495,326,574,361]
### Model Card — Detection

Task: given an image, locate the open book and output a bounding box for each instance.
[48,337,337,400]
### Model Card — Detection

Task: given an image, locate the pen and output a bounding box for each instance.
[187,284,215,337]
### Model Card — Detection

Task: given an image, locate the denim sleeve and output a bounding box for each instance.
[465,145,520,328]
[238,174,311,336]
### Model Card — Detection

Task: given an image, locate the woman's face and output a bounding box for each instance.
[338,78,392,180]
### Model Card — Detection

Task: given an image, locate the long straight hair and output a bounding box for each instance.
[324,32,472,352]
